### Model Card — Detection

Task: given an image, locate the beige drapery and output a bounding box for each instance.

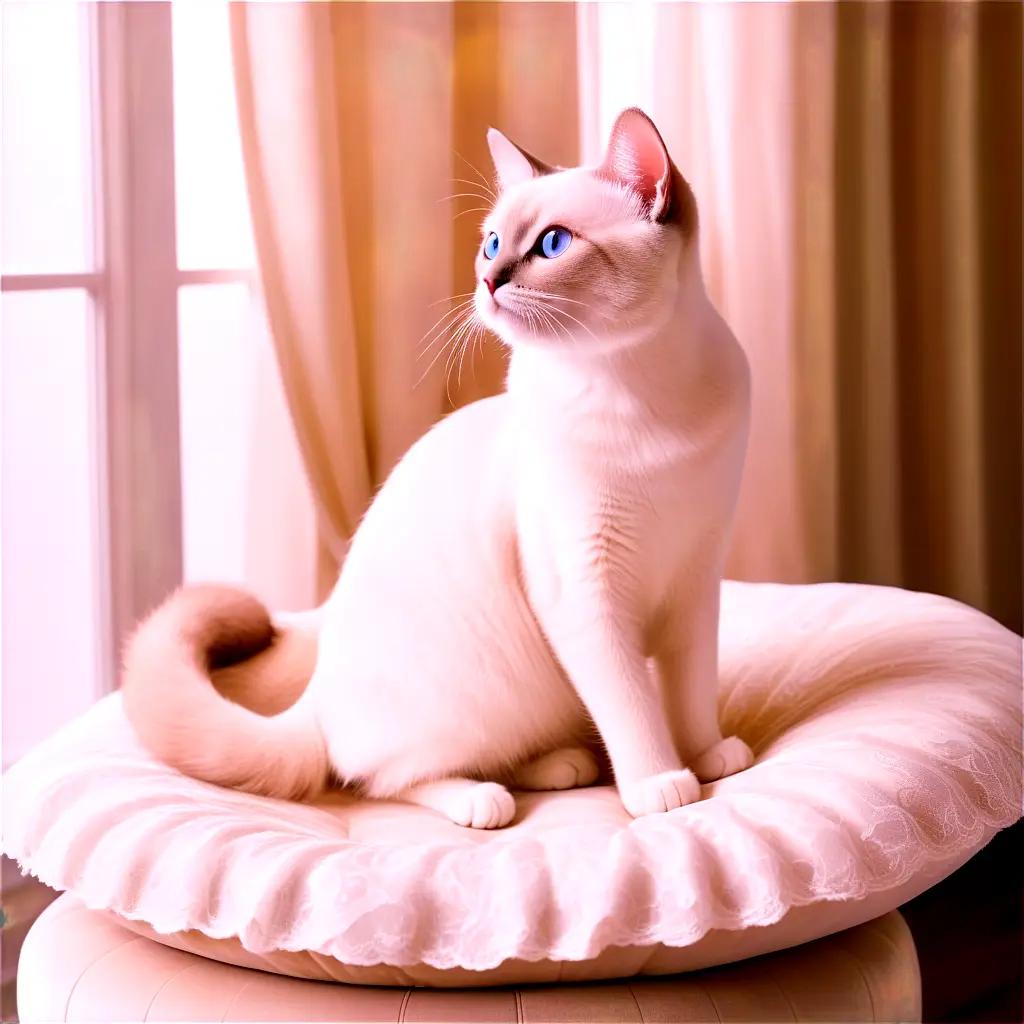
[230,2,578,594]
[233,2,1020,631]
[649,1,1021,630]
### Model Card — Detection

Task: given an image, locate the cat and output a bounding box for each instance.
[122,108,754,829]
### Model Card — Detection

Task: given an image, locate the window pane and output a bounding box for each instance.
[178,284,249,584]
[1,2,92,273]
[178,284,315,609]
[2,290,101,766]
[171,3,255,270]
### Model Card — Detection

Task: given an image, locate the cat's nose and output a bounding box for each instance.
[485,270,511,296]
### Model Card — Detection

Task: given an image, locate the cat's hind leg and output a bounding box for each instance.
[512,747,599,791]
[691,735,754,782]
[397,777,516,829]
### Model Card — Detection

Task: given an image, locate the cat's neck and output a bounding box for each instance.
[505,242,728,420]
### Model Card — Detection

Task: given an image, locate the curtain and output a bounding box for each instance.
[230,2,578,595]
[232,1,1020,632]
[649,1,1021,631]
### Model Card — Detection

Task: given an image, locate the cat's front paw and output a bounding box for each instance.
[691,735,754,782]
[619,769,701,817]
[450,781,517,829]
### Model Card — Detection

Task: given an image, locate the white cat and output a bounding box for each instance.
[122,109,754,829]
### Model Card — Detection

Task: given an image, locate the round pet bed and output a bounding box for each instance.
[3,581,1020,986]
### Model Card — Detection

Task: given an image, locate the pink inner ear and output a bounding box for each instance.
[602,110,670,210]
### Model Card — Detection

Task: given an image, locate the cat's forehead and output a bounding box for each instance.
[484,169,640,246]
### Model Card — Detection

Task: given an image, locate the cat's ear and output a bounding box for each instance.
[599,108,676,223]
[487,128,554,191]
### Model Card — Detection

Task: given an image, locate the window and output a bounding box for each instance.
[2,3,103,767]
[1,2,314,767]
[170,4,316,610]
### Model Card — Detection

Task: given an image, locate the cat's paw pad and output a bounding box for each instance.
[514,747,600,790]
[691,736,754,783]
[620,769,701,817]
[450,782,516,829]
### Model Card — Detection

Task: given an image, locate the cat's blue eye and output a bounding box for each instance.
[483,232,500,260]
[540,226,572,259]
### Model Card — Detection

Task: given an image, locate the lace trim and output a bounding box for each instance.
[4,582,1021,971]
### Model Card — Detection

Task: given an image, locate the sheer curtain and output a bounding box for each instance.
[232,2,1020,630]
[230,2,578,595]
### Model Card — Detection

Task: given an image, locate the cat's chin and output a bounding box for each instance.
[475,299,527,347]
[476,299,565,350]
[477,294,634,355]
[483,307,638,357]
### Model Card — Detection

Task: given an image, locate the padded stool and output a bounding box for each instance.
[18,894,921,1023]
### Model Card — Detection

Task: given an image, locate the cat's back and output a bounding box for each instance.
[329,392,516,600]
[368,392,512,528]
[404,392,512,489]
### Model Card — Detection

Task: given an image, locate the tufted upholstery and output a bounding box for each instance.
[18,895,921,1022]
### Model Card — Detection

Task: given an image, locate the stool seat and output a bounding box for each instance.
[18,894,920,1022]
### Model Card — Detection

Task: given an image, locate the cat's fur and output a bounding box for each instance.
[122,109,753,828]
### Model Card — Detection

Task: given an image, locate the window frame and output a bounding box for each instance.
[0,3,255,693]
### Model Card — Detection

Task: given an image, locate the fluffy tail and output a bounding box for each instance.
[121,584,328,800]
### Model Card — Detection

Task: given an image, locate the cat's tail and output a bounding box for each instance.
[120,584,329,800]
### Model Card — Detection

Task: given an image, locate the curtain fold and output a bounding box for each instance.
[232,1,1019,631]
[230,2,578,593]
[653,1,1021,630]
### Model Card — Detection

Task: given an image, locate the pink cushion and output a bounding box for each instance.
[3,581,1020,986]
[20,894,923,1022]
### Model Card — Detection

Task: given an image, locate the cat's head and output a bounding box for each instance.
[473,108,696,354]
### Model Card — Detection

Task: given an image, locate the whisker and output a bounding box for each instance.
[533,302,567,341]
[530,298,581,346]
[451,316,473,391]
[414,337,456,390]
[531,301,572,343]
[454,150,497,197]
[451,307,481,353]
[463,322,484,385]
[510,298,549,342]
[427,291,475,309]
[417,299,477,356]
[457,331,470,390]
[519,288,606,316]
[512,300,535,337]
[420,308,476,353]
[544,304,587,344]
[415,319,467,390]
[440,308,481,400]
[416,308,475,378]
[436,192,493,205]
[422,296,476,328]
[443,319,472,406]
[453,207,492,221]
[451,176,496,201]
[471,322,484,379]
[523,289,613,329]
[419,319,470,363]
[534,298,600,344]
